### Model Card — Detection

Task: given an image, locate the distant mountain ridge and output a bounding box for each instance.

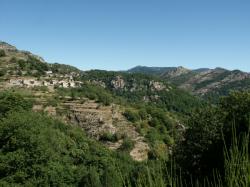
[128,66,177,76]
[128,66,250,98]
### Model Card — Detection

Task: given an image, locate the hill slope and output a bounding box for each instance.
[0,41,202,161]
[128,66,250,98]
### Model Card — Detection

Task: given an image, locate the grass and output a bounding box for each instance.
[118,125,250,187]
[223,126,250,187]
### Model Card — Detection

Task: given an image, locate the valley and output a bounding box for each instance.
[0,41,249,186]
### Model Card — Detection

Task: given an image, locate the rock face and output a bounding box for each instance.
[150,81,166,91]
[111,76,125,89]
[130,140,150,161]
[32,95,150,161]
[161,66,191,78]
[176,68,250,96]
[61,100,149,161]
[65,100,117,138]
[128,65,250,97]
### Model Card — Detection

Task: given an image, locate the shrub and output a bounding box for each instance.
[100,132,118,142]
[119,137,134,152]
[0,70,5,77]
[0,50,6,57]
[0,91,33,116]
[148,141,168,160]
[0,111,123,186]
[138,109,148,120]
[123,109,140,122]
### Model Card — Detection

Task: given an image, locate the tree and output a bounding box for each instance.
[220,91,250,136]
[0,111,121,186]
[0,91,33,116]
[175,105,223,179]
[0,70,5,77]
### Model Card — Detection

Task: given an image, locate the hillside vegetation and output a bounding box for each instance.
[0,42,249,186]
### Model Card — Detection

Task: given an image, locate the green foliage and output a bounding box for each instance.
[82,70,202,115]
[119,137,134,152]
[0,54,249,186]
[175,90,250,184]
[148,141,169,161]
[56,85,113,106]
[46,97,59,107]
[100,132,119,142]
[138,108,148,120]
[0,111,130,186]
[175,105,223,178]
[9,57,17,63]
[0,50,6,57]
[50,63,80,74]
[124,109,140,122]
[0,70,5,77]
[31,85,49,92]
[17,56,49,76]
[220,91,250,134]
[224,128,250,187]
[0,91,33,117]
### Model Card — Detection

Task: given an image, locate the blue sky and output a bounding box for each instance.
[0,0,250,71]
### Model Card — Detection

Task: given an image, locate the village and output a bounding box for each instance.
[6,71,84,89]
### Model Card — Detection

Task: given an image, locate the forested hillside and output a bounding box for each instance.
[0,42,249,186]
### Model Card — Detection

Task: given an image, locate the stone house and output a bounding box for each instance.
[23,79,42,87]
[9,79,23,86]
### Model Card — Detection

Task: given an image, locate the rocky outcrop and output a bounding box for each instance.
[130,139,150,161]
[90,80,106,88]
[57,99,150,161]
[111,76,125,89]
[161,66,190,78]
[150,81,166,91]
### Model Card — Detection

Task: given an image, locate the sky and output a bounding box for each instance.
[0,0,250,71]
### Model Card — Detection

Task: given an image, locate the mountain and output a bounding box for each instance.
[0,40,246,162]
[1,41,249,186]
[128,66,250,98]
[128,65,177,75]
[0,41,201,162]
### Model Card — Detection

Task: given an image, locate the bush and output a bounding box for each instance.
[0,111,124,186]
[100,132,119,142]
[0,70,5,77]
[9,57,17,63]
[148,141,168,160]
[0,50,6,57]
[138,109,148,120]
[97,93,112,106]
[0,91,33,116]
[123,109,140,122]
[119,137,134,152]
